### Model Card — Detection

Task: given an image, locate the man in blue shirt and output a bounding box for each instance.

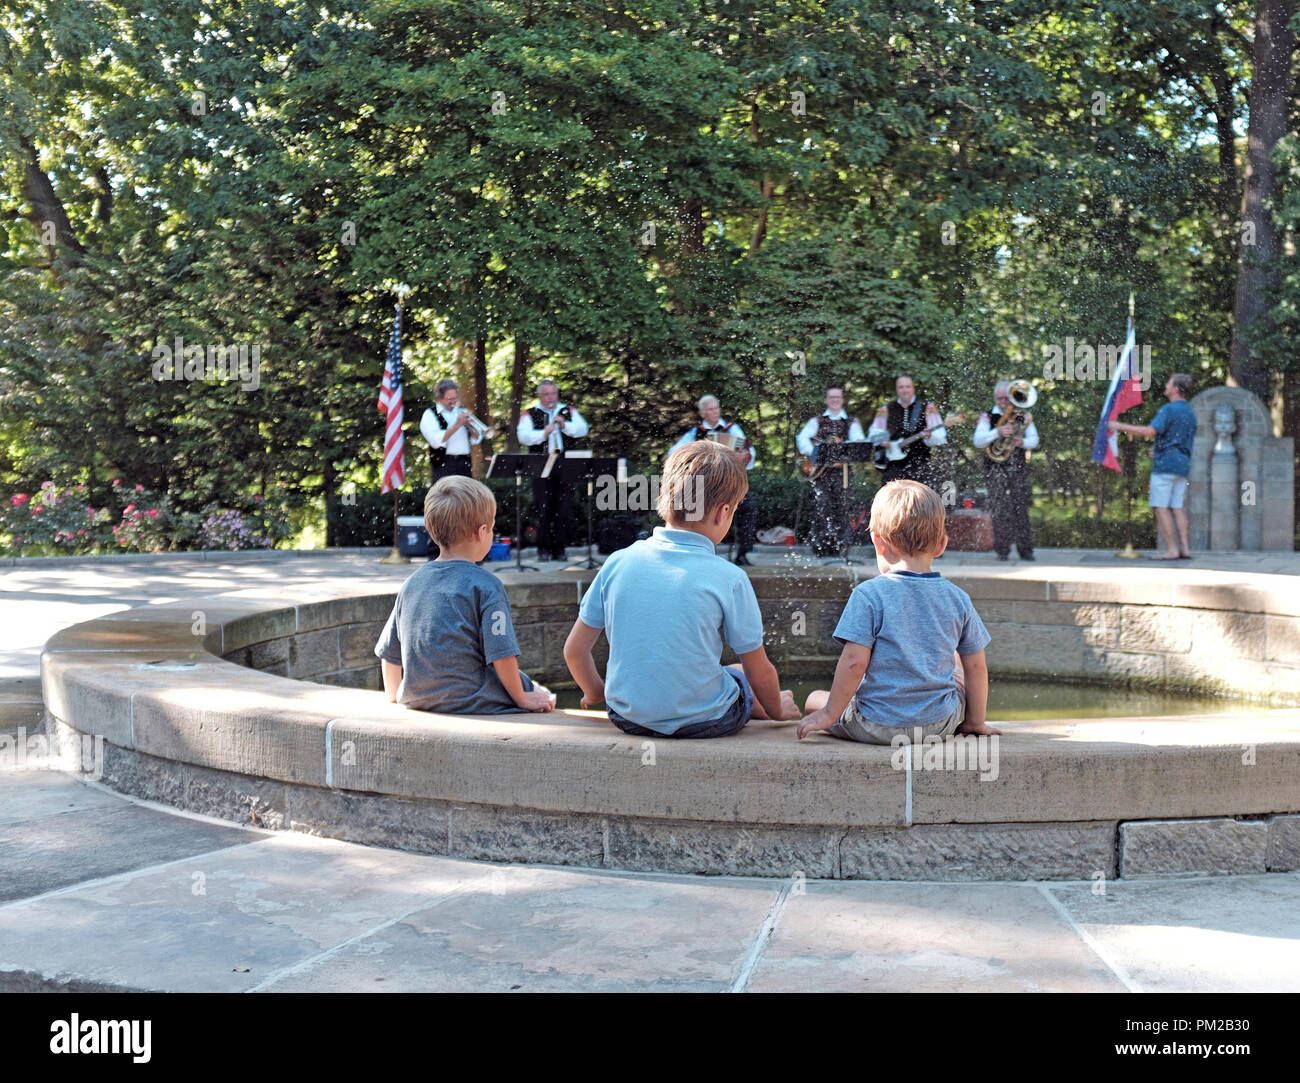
[1109,373,1197,560]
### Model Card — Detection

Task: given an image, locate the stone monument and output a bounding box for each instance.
[1185,385,1294,551]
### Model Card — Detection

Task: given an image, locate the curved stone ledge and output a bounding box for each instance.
[39,567,1300,879]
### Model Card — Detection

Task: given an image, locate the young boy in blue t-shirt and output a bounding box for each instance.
[797,480,998,745]
[563,440,797,737]
[374,476,555,715]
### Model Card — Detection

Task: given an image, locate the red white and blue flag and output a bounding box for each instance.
[1091,314,1143,472]
[377,304,405,493]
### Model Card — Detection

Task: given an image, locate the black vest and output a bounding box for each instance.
[886,401,930,463]
[985,407,1028,469]
[815,415,855,443]
[528,404,580,453]
[694,420,740,442]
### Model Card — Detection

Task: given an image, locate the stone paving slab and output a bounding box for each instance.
[0,788,254,902]
[746,881,1126,992]
[259,865,780,993]
[1046,873,1300,993]
[0,769,124,827]
[0,831,594,993]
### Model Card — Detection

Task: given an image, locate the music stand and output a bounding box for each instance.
[553,454,622,571]
[486,453,548,573]
[815,442,877,566]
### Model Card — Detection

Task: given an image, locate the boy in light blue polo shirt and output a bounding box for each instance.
[564,441,796,737]
[798,480,998,745]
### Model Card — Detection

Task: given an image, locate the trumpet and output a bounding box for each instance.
[985,380,1037,462]
[456,407,497,440]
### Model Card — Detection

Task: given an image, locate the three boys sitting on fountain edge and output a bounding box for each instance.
[377,444,998,746]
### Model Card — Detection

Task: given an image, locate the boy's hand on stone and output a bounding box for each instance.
[521,689,555,712]
[796,709,836,740]
[779,690,798,719]
[580,687,605,709]
[955,720,1001,736]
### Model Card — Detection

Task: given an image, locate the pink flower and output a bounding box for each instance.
[112,479,121,486]
[85,506,95,514]
[135,485,143,492]
[124,504,136,513]
[77,529,85,536]
[145,509,158,518]
[31,506,41,515]
[41,481,54,490]
[77,485,85,492]
[11,494,27,506]
[254,495,263,502]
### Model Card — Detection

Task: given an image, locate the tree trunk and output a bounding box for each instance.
[448,338,476,475]
[1229,0,1295,400]
[322,457,336,548]
[508,340,530,453]
[679,197,704,258]
[464,338,489,476]
[19,135,84,277]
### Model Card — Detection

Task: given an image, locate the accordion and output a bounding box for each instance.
[706,431,746,451]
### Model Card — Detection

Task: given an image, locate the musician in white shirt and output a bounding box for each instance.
[972,381,1039,561]
[420,379,482,482]
[797,387,867,557]
[866,375,947,488]
[516,380,590,560]
[668,395,757,565]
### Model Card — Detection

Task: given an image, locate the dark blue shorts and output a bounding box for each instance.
[607,668,754,739]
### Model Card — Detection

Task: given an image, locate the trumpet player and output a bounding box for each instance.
[973,380,1040,561]
[517,379,590,561]
[421,378,485,483]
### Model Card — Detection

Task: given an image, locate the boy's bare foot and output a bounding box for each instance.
[955,720,1001,736]
[779,690,798,719]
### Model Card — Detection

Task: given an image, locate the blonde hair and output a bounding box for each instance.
[424,475,496,547]
[658,440,748,524]
[869,480,946,557]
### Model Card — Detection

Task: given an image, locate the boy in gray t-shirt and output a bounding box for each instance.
[797,480,998,745]
[374,476,554,715]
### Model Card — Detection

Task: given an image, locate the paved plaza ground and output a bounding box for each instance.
[2,546,1299,992]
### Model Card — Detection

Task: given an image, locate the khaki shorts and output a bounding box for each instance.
[828,694,966,745]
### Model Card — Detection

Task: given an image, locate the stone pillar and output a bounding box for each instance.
[1209,403,1238,551]
[1187,386,1295,551]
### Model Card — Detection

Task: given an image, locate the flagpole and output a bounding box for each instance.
[380,284,412,565]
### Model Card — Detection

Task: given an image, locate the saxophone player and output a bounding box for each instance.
[973,381,1039,561]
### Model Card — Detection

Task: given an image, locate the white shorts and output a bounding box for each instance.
[1149,472,1188,509]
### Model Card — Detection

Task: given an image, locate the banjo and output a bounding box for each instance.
[872,413,966,471]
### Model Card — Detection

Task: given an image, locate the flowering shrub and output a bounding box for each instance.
[245,482,296,546]
[1,482,112,554]
[107,483,205,552]
[2,479,298,555]
[195,508,273,550]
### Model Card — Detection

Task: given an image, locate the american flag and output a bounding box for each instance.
[377,304,405,493]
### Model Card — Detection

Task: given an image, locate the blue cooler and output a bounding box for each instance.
[396,515,433,557]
